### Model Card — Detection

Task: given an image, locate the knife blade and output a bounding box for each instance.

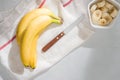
[42,14,84,52]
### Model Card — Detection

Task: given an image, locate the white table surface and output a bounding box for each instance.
[0,0,120,80]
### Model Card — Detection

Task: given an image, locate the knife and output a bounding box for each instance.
[42,14,84,52]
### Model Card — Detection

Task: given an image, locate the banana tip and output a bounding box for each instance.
[60,17,63,24]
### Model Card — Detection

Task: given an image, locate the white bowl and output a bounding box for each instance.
[88,0,120,29]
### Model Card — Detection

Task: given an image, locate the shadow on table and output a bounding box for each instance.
[0,57,18,80]
[82,48,120,80]
[8,39,24,74]
[82,26,120,80]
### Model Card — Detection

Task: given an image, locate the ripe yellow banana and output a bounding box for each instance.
[20,15,61,68]
[30,35,38,69]
[16,8,61,45]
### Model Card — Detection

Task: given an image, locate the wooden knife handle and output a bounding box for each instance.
[42,32,65,52]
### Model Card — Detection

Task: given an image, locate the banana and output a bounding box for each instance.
[90,0,118,26]
[97,0,106,8]
[98,18,107,26]
[90,4,97,13]
[110,8,118,18]
[92,10,102,24]
[97,12,112,26]
[102,12,112,24]
[105,2,113,11]
[16,8,61,45]
[91,10,112,26]
[100,6,109,13]
[20,15,61,68]
[30,35,39,69]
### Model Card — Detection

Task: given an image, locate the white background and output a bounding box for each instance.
[0,0,120,80]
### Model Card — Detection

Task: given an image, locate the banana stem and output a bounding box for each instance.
[51,14,61,20]
[52,18,63,24]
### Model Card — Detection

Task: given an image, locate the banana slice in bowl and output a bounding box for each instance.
[88,0,120,29]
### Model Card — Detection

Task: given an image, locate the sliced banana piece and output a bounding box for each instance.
[102,12,112,24]
[92,10,102,24]
[92,16,99,24]
[97,0,106,8]
[110,8,118,18]
[98,18,107,26]
[100,6,109,13]
[92,10,102,20]
[90,4,97,13]
[105,2,113,11]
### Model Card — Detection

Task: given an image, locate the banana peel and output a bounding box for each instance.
[16,8,62,69]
